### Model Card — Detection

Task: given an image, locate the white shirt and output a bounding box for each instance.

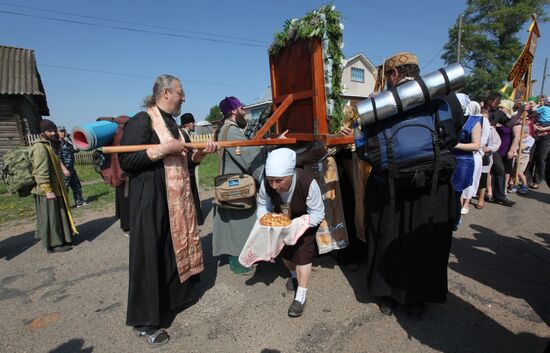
[256,173,325,227]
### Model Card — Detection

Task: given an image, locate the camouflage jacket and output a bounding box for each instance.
[59,137,75,168]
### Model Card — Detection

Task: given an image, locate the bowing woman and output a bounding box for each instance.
[256,148,325,318]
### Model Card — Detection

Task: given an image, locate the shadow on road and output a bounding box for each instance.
[159,233,219,329]
[49,339,93,353]
[451,224,550,326]
[196,233,218,298]
[84,191,109,203]
[72,216,118,246]
[0,230,38,261]
[394,293,548,353]
[201,197,214,219]
[516,188,550,204]
[244,259,289,287]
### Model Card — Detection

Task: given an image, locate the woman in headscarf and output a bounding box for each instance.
[452,94,482,227]
[461,101,489,214]
[256,148,325,318]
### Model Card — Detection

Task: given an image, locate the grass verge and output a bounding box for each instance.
[1,154,219,225]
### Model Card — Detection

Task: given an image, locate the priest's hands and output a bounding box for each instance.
[146,140,186,161]
[191,140,218,163]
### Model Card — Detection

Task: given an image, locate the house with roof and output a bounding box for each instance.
[0,45,49,160]
[244,53,377,121]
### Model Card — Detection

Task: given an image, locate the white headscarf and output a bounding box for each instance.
[468,101,481,116]
[265,148,296,177]
[456,93,472,116]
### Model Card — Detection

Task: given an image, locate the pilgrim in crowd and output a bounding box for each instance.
[30,119,78,253]
[180,112,206,225]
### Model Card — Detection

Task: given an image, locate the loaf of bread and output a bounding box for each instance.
[259,213,292,227]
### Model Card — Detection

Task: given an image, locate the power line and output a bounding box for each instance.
[421,48,445,71]
[40,63,266,90]
[414,0,457,13]
[344,16,439,40]
[273,0,440,40]
[0,1,267,45]
[351,0,449,27]
[0,9,268,49]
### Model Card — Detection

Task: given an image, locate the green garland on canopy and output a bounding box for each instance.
[269,4,345,133]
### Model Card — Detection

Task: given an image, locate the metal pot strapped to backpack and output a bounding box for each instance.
[214,124,257,210]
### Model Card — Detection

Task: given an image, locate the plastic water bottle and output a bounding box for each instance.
[353,120,367,160]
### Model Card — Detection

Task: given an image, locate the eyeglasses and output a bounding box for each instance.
[168,89,185,99]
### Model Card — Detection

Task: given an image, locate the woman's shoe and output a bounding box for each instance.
[460,207,470,215]
[288,300,306,317]
[529,183,539,189]
[518,185,528,195]
[475,203,484,209]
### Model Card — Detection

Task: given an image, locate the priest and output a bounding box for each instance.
[119,75,217,347]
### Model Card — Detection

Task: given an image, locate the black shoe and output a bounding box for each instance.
[406,302,425,320]
[285,277,298,292]
[47,245,73,253]
[492,198,516,207]
[288,300,305,317]
[377,296,396,316]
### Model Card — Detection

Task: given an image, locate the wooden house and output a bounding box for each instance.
[0,45,49,160]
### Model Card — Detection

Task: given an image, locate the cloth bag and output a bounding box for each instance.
[214,124,256,209]
[239,215,310,267]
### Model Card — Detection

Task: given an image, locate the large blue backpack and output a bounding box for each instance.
[362,98,458,190]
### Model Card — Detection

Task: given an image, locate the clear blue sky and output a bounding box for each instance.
[1,0,548,131]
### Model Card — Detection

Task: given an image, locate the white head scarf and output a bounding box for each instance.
[468,101,481,116]
[265,148,296,177]
[456,93,472,116]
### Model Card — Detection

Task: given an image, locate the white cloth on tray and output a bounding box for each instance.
[239,214,310,268]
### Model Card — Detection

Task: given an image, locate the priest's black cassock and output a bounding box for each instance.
[119,109,198,327]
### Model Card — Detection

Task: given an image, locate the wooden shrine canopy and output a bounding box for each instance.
[253,38,353,146]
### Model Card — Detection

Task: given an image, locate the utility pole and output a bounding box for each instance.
[457,14,463,63]
[541,57,548,96]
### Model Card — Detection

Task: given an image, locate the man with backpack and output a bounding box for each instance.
[362,52,460,319]
[30,119,78,253]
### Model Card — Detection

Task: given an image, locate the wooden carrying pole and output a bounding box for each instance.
[99,138,297,154]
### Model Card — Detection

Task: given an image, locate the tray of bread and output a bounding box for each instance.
[259,213,292,227]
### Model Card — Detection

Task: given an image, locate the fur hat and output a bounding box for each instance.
[180,113,195,125]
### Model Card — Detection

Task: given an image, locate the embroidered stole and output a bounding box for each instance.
[147,106,203,283]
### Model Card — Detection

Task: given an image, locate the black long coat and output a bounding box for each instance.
[119,110,198,327]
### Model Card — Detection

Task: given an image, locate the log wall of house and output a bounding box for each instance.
[0,97,29,161]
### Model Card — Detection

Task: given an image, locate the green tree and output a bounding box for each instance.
[205,105,222,123]
[441,0,548,101]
